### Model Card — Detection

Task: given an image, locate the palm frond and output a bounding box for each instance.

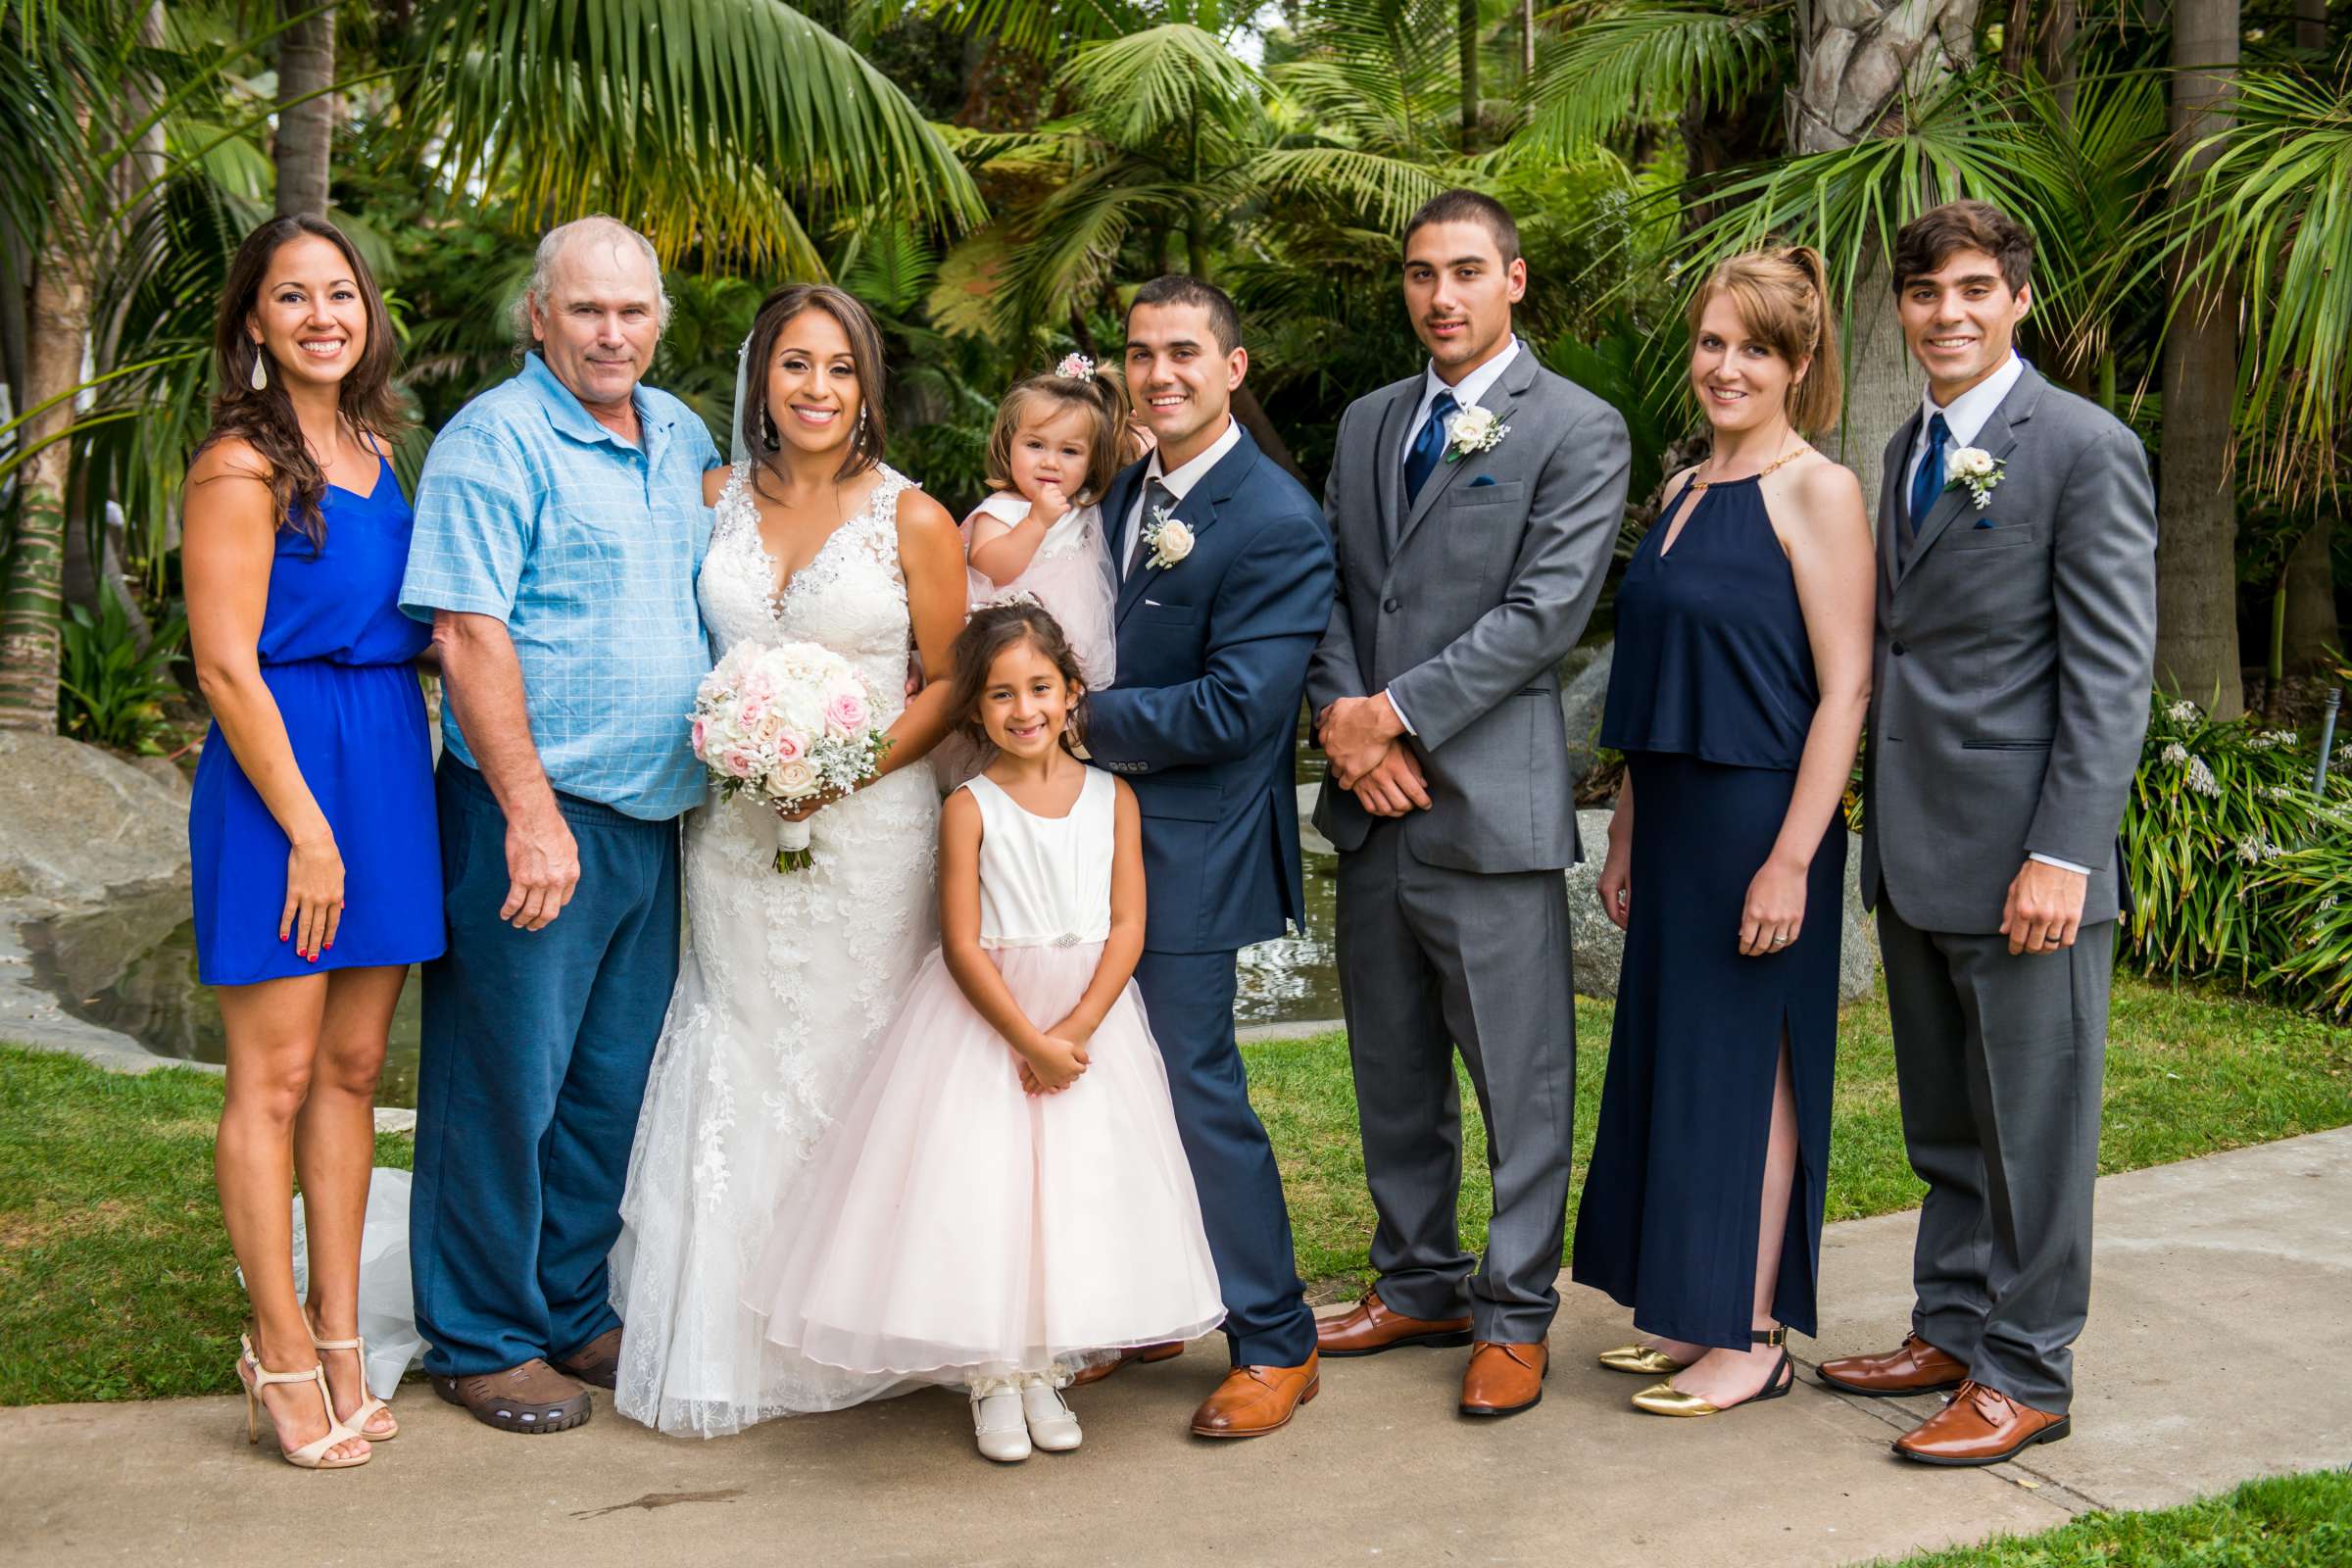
[1517,0,1790,158]
[405,0,984,256]
[1245,147,1450,230]
[1058,24,1270,150]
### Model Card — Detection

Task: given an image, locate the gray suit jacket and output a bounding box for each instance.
[1860,363,2158,934]
[1306,349,1630,874]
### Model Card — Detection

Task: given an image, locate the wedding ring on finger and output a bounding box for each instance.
[1770,933,1790,947]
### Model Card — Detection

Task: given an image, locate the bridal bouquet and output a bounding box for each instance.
[690,641,893,872]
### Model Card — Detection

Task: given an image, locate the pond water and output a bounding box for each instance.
[29,732,1344,1110]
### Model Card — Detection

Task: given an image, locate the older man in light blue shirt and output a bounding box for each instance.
[398,216,720,1436]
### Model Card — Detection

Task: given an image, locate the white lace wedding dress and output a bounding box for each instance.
[611,462,941,1438]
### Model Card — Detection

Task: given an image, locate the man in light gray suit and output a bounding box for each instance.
[1820,201,2157,1466]
[1308,190,1630,1418]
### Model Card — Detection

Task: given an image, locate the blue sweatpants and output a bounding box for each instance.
[409,760,681,1378]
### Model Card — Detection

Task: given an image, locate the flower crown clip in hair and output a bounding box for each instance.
[1055,354,1097,381]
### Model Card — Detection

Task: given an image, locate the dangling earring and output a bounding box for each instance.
[249,345,269,393]
[760,407,779,452]
[855,407,868,442]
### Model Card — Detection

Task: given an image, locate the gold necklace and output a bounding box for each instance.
[1687,443,1807,493]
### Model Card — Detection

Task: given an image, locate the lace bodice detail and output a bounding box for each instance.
[701,461,918,726]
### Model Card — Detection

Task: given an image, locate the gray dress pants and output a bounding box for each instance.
[1336,819,1576,1344]
[1878,898,2114,1413]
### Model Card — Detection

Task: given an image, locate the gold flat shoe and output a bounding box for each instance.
[1598,1344,1690,1376]
[1631,1330,1794,1418]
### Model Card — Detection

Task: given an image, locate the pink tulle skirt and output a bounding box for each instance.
[744,943,1225,1384]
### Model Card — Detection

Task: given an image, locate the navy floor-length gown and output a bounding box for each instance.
[1570,471,1843,1350]
[188,449,444,986]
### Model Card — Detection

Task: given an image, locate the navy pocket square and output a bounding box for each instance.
[1468,474,1496,487]
[1973,517,1996,529]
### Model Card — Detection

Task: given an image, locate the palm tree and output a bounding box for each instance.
[274,0,335,217]
[2153,0,2242,715]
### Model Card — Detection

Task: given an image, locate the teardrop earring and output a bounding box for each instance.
[249,346,269,393]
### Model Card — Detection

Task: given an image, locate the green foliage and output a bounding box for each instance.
[2124,693,2352,1002]
[56,590,185,757]
[1516,0,1790,157]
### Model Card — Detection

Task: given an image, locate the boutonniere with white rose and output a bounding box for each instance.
[1946,447,2005,510]
[1445,403,1510,462]
[1141,505,1195,571]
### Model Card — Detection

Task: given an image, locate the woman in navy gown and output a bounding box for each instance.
[184,217,441,1468]
[1571,247,1874,1417]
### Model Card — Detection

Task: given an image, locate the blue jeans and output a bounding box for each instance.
[409,760,681,1377]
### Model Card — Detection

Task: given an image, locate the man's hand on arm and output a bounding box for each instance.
[1320,693,1406,786]
[2000,858,2086,956]
[1349,743,1430,816]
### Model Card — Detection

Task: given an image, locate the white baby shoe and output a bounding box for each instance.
[1020,1377,1083,1452]
[971,1386,1032,1463]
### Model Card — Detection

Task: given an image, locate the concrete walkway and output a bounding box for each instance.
[7,1128,2348,1568]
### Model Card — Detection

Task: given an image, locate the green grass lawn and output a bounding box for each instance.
[1875,1470,2351,1567]
[2,974,2347,1404]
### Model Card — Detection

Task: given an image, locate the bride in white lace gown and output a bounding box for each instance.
[610,287,968,1437]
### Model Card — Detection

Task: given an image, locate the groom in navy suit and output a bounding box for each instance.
[1084,275,1335,1440]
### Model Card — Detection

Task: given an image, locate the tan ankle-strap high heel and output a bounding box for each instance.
[239,1334,370,1469]
[309,1322,399,1441]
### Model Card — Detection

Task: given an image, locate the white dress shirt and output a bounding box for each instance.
[1122,414,1243,575]
[1903,350,2023,497]
[1382,337,1524,737]
[1901,352,2085,878]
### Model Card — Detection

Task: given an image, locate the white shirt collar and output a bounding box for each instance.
[1146,415,1243,503]
[1415,336,1522,431]
[1919,352,2024,453]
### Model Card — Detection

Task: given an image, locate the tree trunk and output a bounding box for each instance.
[2280,518,2340,673]
[0,246,92,731]
[274,2,336,218]
[2153,0,2242,715]
[1460,0,1481,154]
[1521,0,1536,75]
[1791,0,1984,507]
[2292,0,2327,53]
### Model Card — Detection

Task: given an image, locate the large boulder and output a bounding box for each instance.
[1558,642,1614,784]
[1563,808,1879,1004]
[0,731,189,906]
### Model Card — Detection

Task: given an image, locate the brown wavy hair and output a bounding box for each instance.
[194,216,404,548]
[741,282,889,485]
[1686,244,1842,435]
[945,599,1090,758]
[982,368,1129,506]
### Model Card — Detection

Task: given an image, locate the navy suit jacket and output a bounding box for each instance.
[1086,426,1336,956]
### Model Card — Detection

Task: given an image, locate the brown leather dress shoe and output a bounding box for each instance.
[1315,1288,1474,1358]
[1817,1332,1968,1397]
[552,1326,623,1391]
[1459,1341,1547,1417]
[430,1358,591,1434]
[1190,1351,1320,1439]
[1066,1341,1184,1388]
[1892,1380,2070,1466]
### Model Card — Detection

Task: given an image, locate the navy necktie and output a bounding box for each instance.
[1908,412,1951,536]
[1403,390,1457,504]
[1128,476,1176,579]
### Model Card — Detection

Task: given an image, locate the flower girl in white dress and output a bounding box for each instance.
[747,601,1225,1463]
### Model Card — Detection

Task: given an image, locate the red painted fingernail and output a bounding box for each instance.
[323,942,332,951]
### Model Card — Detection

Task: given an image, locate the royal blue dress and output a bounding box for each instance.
[188,453,444,985]
[1570,471,1844,1349]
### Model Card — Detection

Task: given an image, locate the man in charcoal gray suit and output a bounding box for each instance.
[1819,200,2158,1466]
[1306,189,1630,1418]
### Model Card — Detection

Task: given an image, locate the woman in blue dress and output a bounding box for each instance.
[184,216,441,1468]
[1571,248,1874,1418]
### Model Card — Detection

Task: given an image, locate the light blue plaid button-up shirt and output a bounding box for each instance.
[400,353,722,820]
